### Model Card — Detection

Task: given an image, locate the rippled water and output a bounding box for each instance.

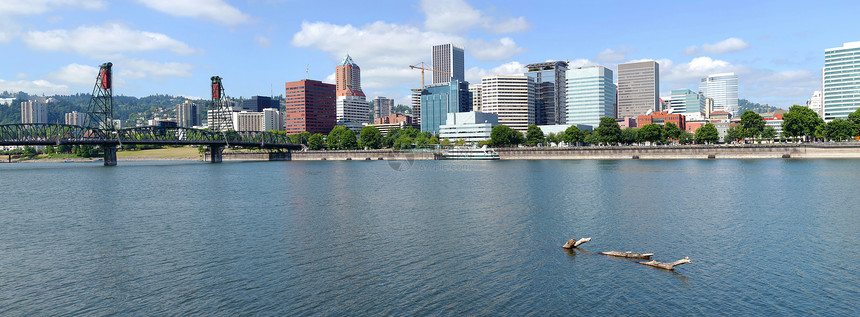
[0,159,857,315]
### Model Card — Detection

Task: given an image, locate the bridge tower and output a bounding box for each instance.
[209,76,233,132]
[85,62,115,131]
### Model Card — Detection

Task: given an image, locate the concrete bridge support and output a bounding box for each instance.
[103,145,117,166]
[210,146,224,163]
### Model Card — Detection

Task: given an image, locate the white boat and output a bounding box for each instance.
[442,145,500,160]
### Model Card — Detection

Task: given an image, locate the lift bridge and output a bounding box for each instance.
[0,62,300,166]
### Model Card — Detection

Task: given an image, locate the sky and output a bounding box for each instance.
[1,0,858,109]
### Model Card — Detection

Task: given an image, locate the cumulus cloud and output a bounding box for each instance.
[0,78,70,95]
[684,37,750,55]
[421,0,529,34]
[47,63,100,85]
[23,22,195,58]
[255,35,271,48]
[0,0,105,16]
[468,37,525,61]
[135,0,250,25]
[118,59,194,80]
[465,61,526,83]
[595,46,634,63]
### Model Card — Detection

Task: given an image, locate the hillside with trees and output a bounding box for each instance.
[738,99,781,114]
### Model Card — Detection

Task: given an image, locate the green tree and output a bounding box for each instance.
[562,125,584,145]
[594,117,621,145]
[695,123,720,144]
[401,126,419,138]
[340,129,358,149]
[620,128,638,145]
[57,144,72,153]
[583,130,598,145]
[781,105,824,141]
[679,131,695,144]
[45,145,56,155]
[489,125,523,147]
[525,124,545,146]
[740,110,765,139]
[394,136,413,149]
[638,123,664,144]
[663,122,682,141]
[308,133,324,150]
[847,107,860,137]
[440,138,452,146]
[761,126,777,140]
[545,132,558,145]
[454,139,466,146]
[359,126,382,149]
[825,119,854,141]
[725,125,744,143]
[22,146,37,157]
[288,132,311,145]
[327,126,347,149]
[415,135,431,148]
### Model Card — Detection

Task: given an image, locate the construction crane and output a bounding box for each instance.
[409,62,451,89]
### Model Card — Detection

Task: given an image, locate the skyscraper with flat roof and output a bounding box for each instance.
[481,75,534,133]
[617,61,659,118]
[420,80,471,134]
[525,61,568,125]
[566,66,615,128]
[432,44,465,84]
[21,98,48,124]
[823,41,860,120]
[284,79,336,134]
[699,72,738,118]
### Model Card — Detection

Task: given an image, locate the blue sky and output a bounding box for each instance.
[0,0,857,109]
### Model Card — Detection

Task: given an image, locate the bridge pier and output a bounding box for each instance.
[210,146,224,163]
[103,145,117,166]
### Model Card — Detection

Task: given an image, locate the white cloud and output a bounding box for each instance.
[468,37,525,61]
[0,0,105,16]
[0,78,69,95]
[23,22,195,57]
[47,63,99,85]
[660,56,745,83]
[255,35,271,48]
[595,46,634,63]
[465,61,525,83]
[118,59,194,80]
[684,37,750,55]
[15,73,28,79]
[420,0,529,34]
[135,0,250,25]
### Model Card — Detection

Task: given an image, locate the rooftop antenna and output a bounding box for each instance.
[306,64,309,79]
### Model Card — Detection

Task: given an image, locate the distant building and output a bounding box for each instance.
[420,80,471,134]
[0,98,14,106]
[637,111,686,131]
[65,111,85,126]
[432,43,465,84]
[567,65,616,128]
[285,79,336,135]
[336,54,370,125]
[525,61,568,125]
[370,118,420,136]
[374,113,412,125]
[704,98,714,119]
[709,110,732,121]
[21,98,48,124]
[806,90,824,119]
[686,121,706,133]
[469,84,482,112]
[232,109,280,132]
[243,96,279,112]
[699,72,738,118]
[373,96,394,120]
[481,75,534,133]
[176,100,199,128]
[617,61,660,119]
[668,89,706,116]
[764,114,784,137]
[411,88,423,125]
[263,108,283,131]
[439,111,498,144]
[617,117,637,129]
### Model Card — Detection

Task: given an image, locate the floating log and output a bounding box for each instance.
[599,250,654,260]
[562,237,591,249]
[637,257,691,270]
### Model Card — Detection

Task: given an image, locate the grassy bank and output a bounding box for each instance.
[116,147,201,160]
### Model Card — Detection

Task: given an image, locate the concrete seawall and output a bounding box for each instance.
[291,150,440,161]
[496,144,860,160]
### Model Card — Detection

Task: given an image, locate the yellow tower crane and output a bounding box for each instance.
[409,62,452,89]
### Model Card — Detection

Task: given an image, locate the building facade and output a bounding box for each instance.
[176,100,199,128]
[65,111,86,126]
[668,89,706,116]
[480,75,535,133]
[439,111,499,144]
[699,72,738,118]
[617,61,660,119]
[823,41,860,120]
[374,113,412,125]
[21,98,48,124]
[243,96,279,112]
[373,96,394,120]
[284,79,336,135]
[420,80,471,134]
[411,88,423,125]
[806,90,824,119]
[336,54,370,124]
[566,66,616,129]
[432,43,465,84]
[636,111,686,131]
[469,84,482,112]
[525,61,568,125]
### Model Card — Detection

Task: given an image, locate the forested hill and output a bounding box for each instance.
[738,99,782,114]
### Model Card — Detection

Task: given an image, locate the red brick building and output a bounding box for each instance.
[284,79,336,135]
[636,111,686,130]
[374,113,413,125]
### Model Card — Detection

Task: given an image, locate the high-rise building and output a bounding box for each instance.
[21,98,48,124]
[806,90,824,119]
[823,41,860,120]
[668,89,706,117]
[566,66,616,128]
[411,88,423,125]
[704,98,714,119]
[284,79,336,135]
[243,96,279,112]
[420,80,471,134]
[176,100,199,128]
[336,54,369,124]
[469,84,482,112]
[373,96,394,120]
[699,72,738,118]
[262,108,283,131]
[617,61,660,119]
[432,43,465,84]
[525,61,568,125]
[65,111,85,126]
[481,75,534,133]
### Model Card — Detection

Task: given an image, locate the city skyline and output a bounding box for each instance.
[0,0,856,109]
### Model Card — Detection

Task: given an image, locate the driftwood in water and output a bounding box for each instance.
[562,237,591,249]
[637,257,691,270]
[599,250,654,260]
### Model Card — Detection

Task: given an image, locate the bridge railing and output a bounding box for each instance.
[0,123,296,146]
[0,123,107,142]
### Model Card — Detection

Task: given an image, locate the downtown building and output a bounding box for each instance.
[373,96,394,120]
[284,79,336,135]
[823,41,860,120]
[806,90,824,119]
[617,61,660,119]
[232,108,282,132]
[699,72,739,118]
[469,84,482,112]
[419,80,471,134]
[336,54,370,129]
[65,111,86,126]
[480,75,534,133]
[525,61,568,125]
[21,97,48,124]
[668,89,706,119]
[432,43,465,84]
[176,100,199,128]
[243,96,279,112]
[566,66,616,128]
[439,111,499,144]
